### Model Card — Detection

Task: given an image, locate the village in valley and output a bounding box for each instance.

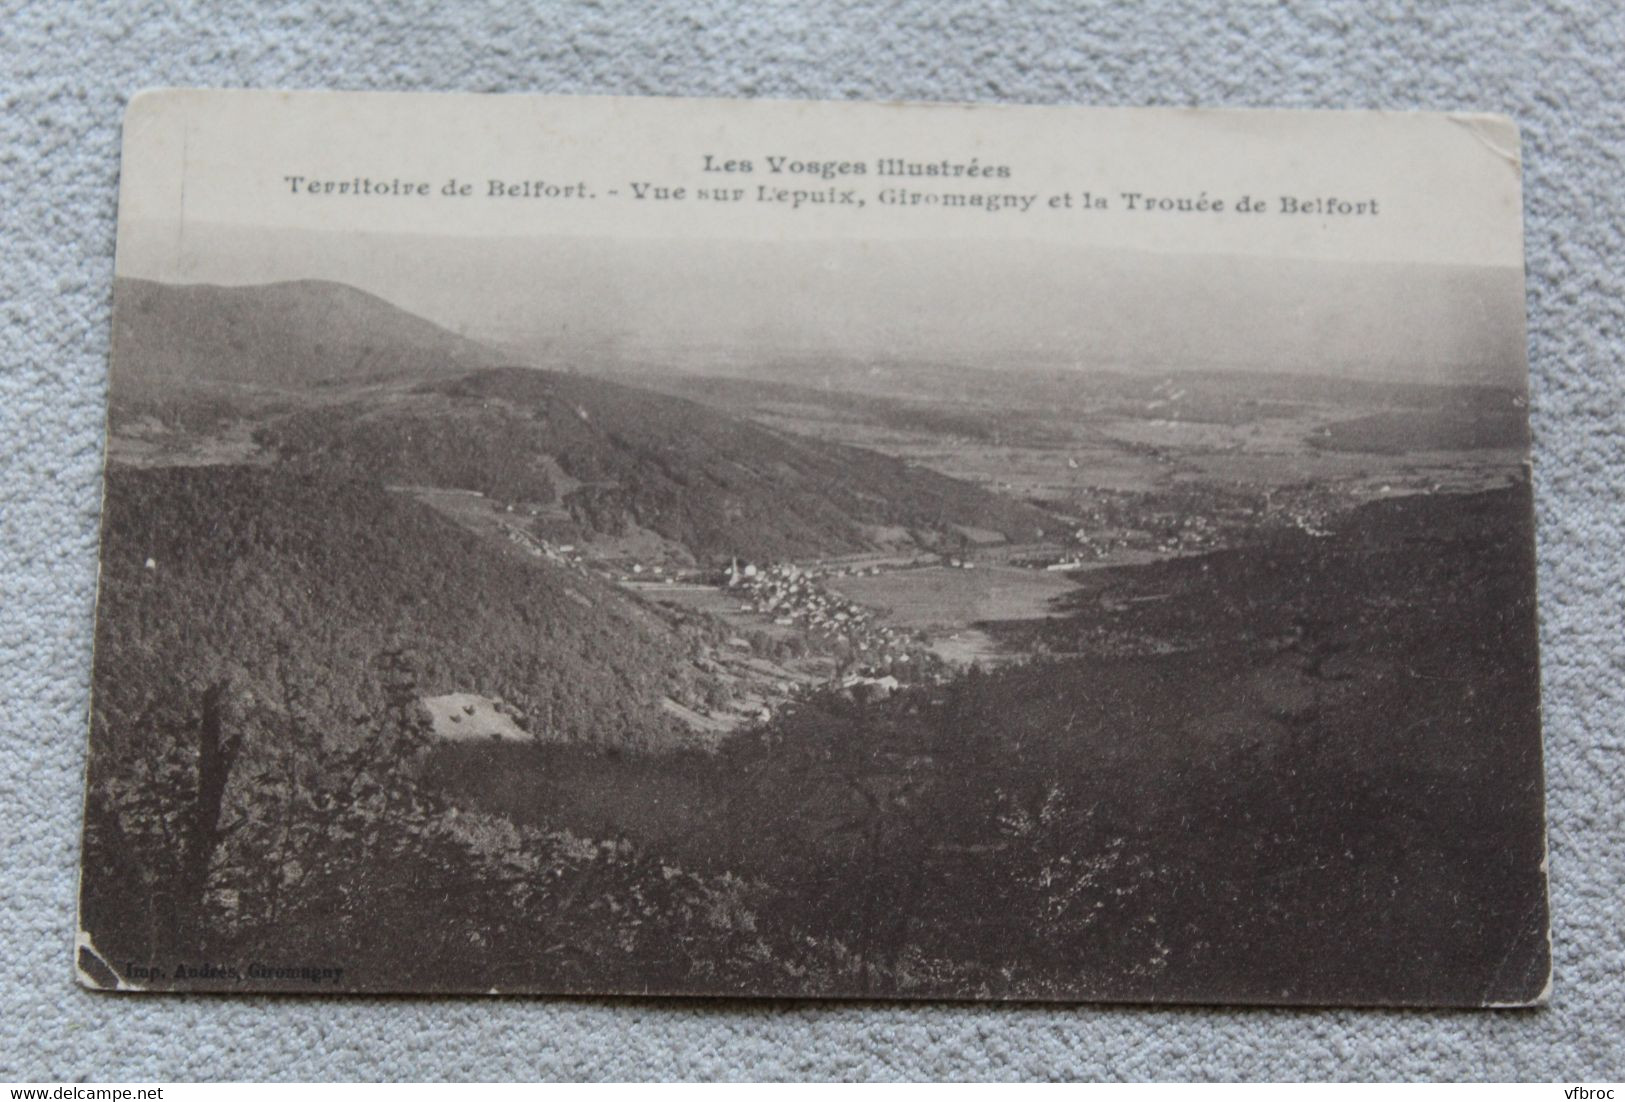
[442,484,1487,742]
[108,325,1528,750]
[362,358,1531,745]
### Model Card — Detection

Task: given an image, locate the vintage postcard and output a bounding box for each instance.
[78,90,1547,1005]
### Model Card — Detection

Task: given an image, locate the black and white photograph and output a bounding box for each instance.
[76,90,1548,1007]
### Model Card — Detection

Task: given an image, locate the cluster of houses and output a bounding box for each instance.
[1047,483,1352,566]
[622,561,684,583]
[722,558,921,673]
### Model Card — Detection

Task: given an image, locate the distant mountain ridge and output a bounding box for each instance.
[111,277,501,389]
[108,277,1055,563]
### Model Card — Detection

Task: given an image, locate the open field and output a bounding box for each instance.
[830,564,1079,632]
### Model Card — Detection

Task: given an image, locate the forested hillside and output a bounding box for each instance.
[108,279,1057,563]
[254,367,1055,562]
[90,464,699,752]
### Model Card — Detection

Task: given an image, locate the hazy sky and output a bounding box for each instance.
[112,93,1530,386]
[117,221,1528,386]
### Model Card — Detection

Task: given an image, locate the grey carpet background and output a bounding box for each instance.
[2,0,1621,1081]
